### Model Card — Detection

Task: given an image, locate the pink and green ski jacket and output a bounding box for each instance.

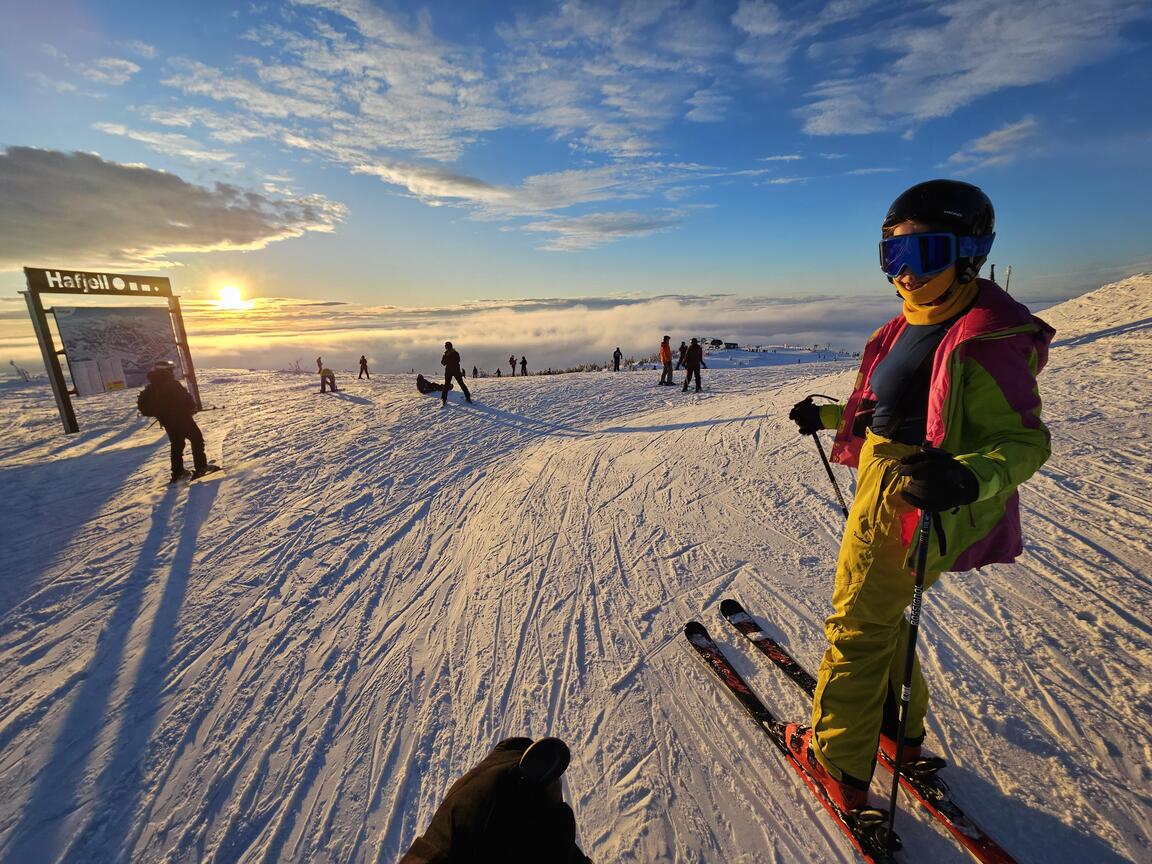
[824,279,1055,572]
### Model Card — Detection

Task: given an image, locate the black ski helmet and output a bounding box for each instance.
[882,179,995,284]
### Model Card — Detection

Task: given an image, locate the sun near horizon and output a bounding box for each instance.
[216,285,252,311]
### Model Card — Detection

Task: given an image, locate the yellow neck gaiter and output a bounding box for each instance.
[899,276,979,325]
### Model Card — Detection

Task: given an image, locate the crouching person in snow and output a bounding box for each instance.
[137,360,211,483]
[401,737,592,864]
[782,179,1054,813]
[320,366,338,393]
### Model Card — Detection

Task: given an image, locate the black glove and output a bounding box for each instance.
[898,448,979,512]
[401,737,591,864]
[788,398,823,435]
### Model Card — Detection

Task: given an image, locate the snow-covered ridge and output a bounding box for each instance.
[0,280,1148,863]
[1038,273,1152,333]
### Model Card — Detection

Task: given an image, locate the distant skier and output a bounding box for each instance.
[675,340,688,370]
[316,356,323,374]
[358,355,370,379]
[320,366,338,393]
[657,335,674,385]
[496,368,501,377]
[613,347,622,371]
[473,365,479,379]
[520,356,527,376]
[442,341,473,406]
[782,179,1053,813]
[681,337,705,392]
[401,737,591,864]
[137,360,213,483]
[509,354,516,377]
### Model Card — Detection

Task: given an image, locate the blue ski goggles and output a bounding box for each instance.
[878,232,994,278]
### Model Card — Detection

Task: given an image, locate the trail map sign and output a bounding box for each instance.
[53,307,181,395]
[21,267,201,434]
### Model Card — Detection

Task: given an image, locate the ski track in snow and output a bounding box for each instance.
[0,277,1150,863]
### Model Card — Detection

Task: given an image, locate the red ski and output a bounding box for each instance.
[684,621,900,864]
[720,598,1018,864]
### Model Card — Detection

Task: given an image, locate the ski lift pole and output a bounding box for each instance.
[886,506,934,848]
[1004,265,1012,292]
[804,393,849,519]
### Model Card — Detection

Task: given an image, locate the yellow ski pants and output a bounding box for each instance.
[810,429,940,782]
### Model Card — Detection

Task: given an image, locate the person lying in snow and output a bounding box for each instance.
[416,373,450,395]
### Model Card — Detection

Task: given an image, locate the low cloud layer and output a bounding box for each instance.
[0,275,1119,378]
[1,292,898,375]
[0,147,345,271]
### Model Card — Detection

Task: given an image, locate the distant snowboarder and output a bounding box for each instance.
[613,347,622,371]
[473,365,479,379]
[520,356,527,376]
[443,342,473,406]
[509,354,517,377]
[359,355,370,379]
[320,366,338,393]
[316,356,323,373]
[675,340,688,370]
[682,337,704,392]
[137,360,214,483]
[400,737,591,864]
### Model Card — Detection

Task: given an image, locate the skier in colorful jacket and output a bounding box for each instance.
[783,179,1054,813]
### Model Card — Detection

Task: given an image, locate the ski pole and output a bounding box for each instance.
[804,394,849,519]
[886,506,934,848]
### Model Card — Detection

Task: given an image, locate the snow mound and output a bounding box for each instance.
[1038,273,1152,336]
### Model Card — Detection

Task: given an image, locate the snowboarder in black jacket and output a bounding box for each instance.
[138,360,209,482]
[441,342,473,406]
[359,355,370,379]
[400,737,591,864]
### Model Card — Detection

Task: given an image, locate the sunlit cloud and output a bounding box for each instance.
[0,147,345,271]
[947,116,1040,171]
[93,122,239,164]
[798,0,1151,135]
[82,58,141,86]
[520,209,688,251]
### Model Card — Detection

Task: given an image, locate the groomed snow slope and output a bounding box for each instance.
[0,277,1149,864]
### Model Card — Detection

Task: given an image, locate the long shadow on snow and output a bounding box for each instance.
[1051,315,1152,348]
[600,414,770,434]
[325,391,373,405]
[1,488,185,864]
[0,440,156,622]
[458,401,769,439]
[66,481,220,863]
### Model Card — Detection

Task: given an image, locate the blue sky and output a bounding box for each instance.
[1,0,1151,369]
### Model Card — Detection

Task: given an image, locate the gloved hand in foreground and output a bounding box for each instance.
[401,737,592,864]
[788,398,824,435]
[898,448,979,511]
